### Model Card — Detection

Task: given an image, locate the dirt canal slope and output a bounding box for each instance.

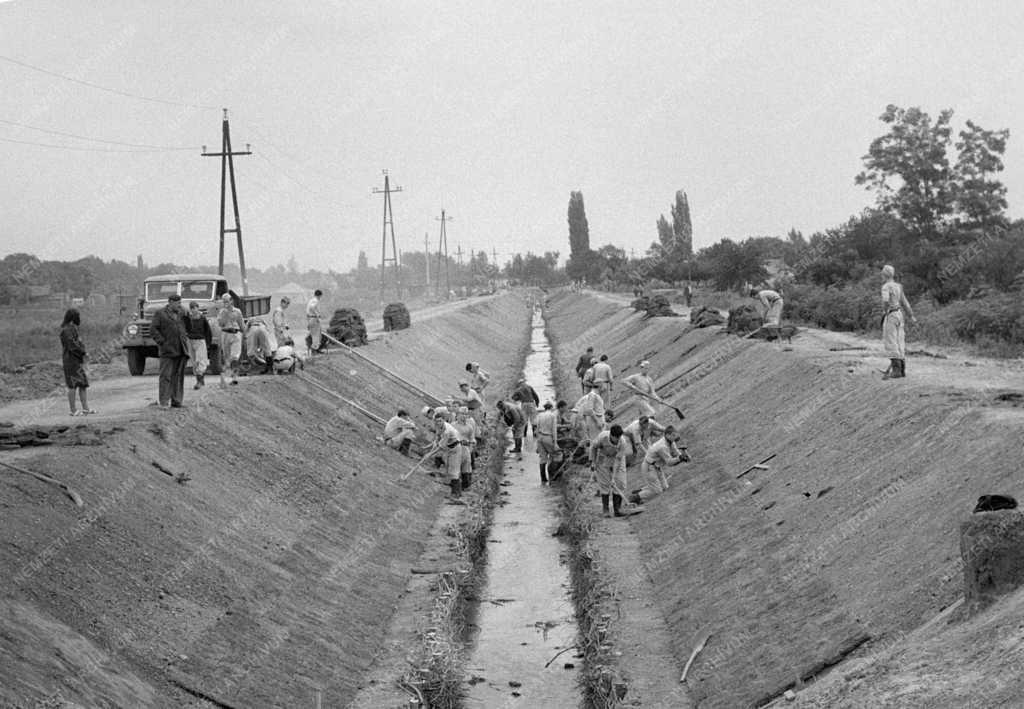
[543,290,1024,708]
[0,293,532,708]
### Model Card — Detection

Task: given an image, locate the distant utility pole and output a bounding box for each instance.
[424,232,430,288]
[372,170,402,301]
[491,246,499,273]
[202,109,252,295]
[435,209,453,299]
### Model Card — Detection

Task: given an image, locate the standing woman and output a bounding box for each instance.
[60,308,95,415]
[880,264,917,379]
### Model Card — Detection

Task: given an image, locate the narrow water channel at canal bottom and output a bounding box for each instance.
[463,308,581,708]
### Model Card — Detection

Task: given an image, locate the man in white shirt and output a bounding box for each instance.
[590,425,630,517]
[306,289,324,355]
[534,401,559,484]
[573,388,606,443]
[622,360,662,418]
[384,409,417,456]
[591,355,614,409]
[630,425,690,503]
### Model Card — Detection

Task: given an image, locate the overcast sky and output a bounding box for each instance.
[1,1,1022,272]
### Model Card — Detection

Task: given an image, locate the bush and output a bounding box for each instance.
[785,278,880,333]
[918,293,1024,354]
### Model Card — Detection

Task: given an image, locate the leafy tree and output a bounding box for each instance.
[955,120,1010,226]
[356,250,369,270]
[700,238,767,291]
[856,104,1009,233]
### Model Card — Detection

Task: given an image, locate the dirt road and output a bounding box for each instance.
[0,293,502,430]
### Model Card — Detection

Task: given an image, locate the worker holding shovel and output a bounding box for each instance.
[623,360,662,418]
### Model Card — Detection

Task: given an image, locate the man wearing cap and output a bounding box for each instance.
[573,387,606,445]
[630,425,690,504]
[495,399,526,460]
[306,289,324,355]
[534,401,559,484]
[383,409,418,456]
[591,354,614,409]
[434,414,465,499]
[623,360,662,418]
[452,407,477,490]
[150,294,190,408]
[183,300,213,390]
[575,346,595,394]
[272,296,291,343]
[511,377,540,437]
[456,380,483,419]
[590,424,630,517]
[465,361,490,392]
[217,293,245,385]
[622,415,666,466]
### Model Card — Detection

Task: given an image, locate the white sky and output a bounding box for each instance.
[1,0,1022,271]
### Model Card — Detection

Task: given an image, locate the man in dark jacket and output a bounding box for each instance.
[150,294,190,408]
[184,300,214,389]
[575,346,594,394]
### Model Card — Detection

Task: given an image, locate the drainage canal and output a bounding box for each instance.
[463,306,581,706]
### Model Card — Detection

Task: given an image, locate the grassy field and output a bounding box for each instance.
[0,306,128,371]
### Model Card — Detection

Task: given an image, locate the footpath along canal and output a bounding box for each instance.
[463,305,581,707]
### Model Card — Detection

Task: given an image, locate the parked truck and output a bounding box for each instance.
[121,273,271,376]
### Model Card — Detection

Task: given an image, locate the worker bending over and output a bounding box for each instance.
[630,425,690,504]
[534,401,559,484]
[622,360,662,418]
[590,424,630,518]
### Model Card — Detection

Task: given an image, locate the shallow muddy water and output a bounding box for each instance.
[463,306,581,707]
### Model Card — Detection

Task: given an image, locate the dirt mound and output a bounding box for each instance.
[726,303,762,333]
[327,307,368,345]
[382,302,411,331]
[690,305,725,328]
[544,291,1024,706]
[0,294,530,708]
[630,293,679,318]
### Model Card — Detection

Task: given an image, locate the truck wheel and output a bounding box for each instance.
[126,348,146,376]
[207,345,222,375]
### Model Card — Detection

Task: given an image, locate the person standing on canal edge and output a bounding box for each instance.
[151,294,190,408]
[184,301,213,389]
[881,264,917,379]
[306,289,324,355]
[60,308,95,416]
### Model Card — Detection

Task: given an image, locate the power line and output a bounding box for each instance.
[0,134,187,153]
[0,55,220,110]
[0,117,199,150]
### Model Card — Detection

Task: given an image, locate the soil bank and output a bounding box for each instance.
[0,293,531,708]
[543,290,1024,707]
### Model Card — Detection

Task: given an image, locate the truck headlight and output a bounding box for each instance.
[126,323,139,336]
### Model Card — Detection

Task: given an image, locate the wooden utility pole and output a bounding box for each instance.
[424,232,430,288]
[435,209,453,299]
[372,170,403,301]
[202,109,252,295]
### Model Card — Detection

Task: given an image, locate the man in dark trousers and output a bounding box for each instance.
[511,377,540,437]
[150,294,190,408]
[575,346,594,394]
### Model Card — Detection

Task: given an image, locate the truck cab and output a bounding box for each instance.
[122,274,270,375]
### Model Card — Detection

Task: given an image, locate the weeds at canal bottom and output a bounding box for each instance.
[400,307,534,708]
[399,424,507,708]
[558,473,629,708]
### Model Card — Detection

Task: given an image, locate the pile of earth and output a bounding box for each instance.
[328,308,368,345]
[382,302,411,331]
[630,294,678,318]
[726,303,762,333]
[690,305,725,328]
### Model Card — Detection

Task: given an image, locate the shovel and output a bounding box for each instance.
[631,389,685,420]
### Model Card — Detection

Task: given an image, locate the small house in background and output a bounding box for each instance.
[87,293,107,307]
[272,281,312,305]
